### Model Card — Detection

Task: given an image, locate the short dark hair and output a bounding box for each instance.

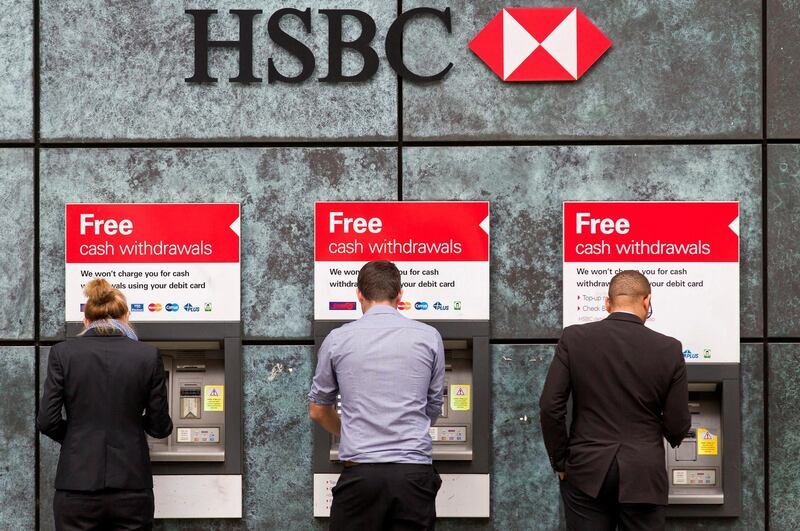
[357,260,402,302]
[608,270,651,303]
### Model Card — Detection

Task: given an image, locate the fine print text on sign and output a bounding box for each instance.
[65,203,241,323]
[562,201,740,364]
[314,202,490,321]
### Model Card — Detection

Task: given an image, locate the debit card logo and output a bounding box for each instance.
[165,303,179,312]
[682,349,699,360]
[398,301,412,310]
[433,301,449,311]
[130,303,144,312]
[148,303,163,312]
[415,301,429,310]
[329,301,357,311]
[183,303,200,312]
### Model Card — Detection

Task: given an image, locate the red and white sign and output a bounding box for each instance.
[65,203,241,322]
[562,201,740,364]
[469,7,612,81]
[314,202,490,320]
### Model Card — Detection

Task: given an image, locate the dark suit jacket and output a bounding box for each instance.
[539,312,690,505]
[37,330,173,491]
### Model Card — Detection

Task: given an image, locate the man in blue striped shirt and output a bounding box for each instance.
[309,260,445,530]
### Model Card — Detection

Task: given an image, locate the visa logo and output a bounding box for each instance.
[130,303,144,312]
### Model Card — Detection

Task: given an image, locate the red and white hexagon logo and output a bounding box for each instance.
[468,7,612,81]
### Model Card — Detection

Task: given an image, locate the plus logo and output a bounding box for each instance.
[468,7,612,81]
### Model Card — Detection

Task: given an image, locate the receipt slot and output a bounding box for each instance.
[312,321,491,519]
[66,322,243,519]
[666,364,741,517]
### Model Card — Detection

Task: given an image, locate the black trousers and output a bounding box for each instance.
[330,463,441,531]
[560,459,666,531]
[54,489,154,531]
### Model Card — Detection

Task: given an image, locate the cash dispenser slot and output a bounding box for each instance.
[147,341,226,462]
[667,382,726,506]
[430,340,473,461]
[665,364,740,517]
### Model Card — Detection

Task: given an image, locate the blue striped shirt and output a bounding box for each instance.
[308,305,445,464]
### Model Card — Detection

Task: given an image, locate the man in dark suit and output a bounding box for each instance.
[540,270,690,530]
[38,318,173,530]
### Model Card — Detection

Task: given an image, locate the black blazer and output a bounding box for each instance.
[539,312,690,505]
[37,329,173,491]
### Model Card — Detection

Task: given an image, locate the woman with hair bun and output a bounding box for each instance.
[38,278,173,531]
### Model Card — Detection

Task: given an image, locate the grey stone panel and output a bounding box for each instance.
[767,0,800,137]
[403,145,762,339]
[402,0,761,140]
[768,344,800,530]
[490,344,563,530]
[39,147,397,340]
[0,149,34,339]
[768,145,800,336]
[0,0,33,140]
[0,347,35,530]
[40,1,398,141]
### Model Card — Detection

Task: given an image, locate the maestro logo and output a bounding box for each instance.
[415,301,429,310]
[398,301,412,311]
[148,303,163,312]
[185,7,610,84]
[469,8,612,81]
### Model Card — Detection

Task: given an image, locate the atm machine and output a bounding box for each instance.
[666,363,741,517]
[312,320,491,519]
[66,321,244,519]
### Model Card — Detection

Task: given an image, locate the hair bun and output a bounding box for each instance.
[84,278,116,305]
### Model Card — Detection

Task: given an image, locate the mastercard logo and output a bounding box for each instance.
[148,303,163,312]
[398,301,412,310]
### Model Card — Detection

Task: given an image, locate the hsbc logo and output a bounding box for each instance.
[469,8,612,81]
[186,7,610,84]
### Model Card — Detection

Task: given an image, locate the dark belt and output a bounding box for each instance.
[342,461,361,468]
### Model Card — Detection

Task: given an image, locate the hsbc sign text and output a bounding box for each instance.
[185,7,611,84]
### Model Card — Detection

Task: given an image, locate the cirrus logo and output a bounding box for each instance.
[165,303,180,312]
[415,302,429,310]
